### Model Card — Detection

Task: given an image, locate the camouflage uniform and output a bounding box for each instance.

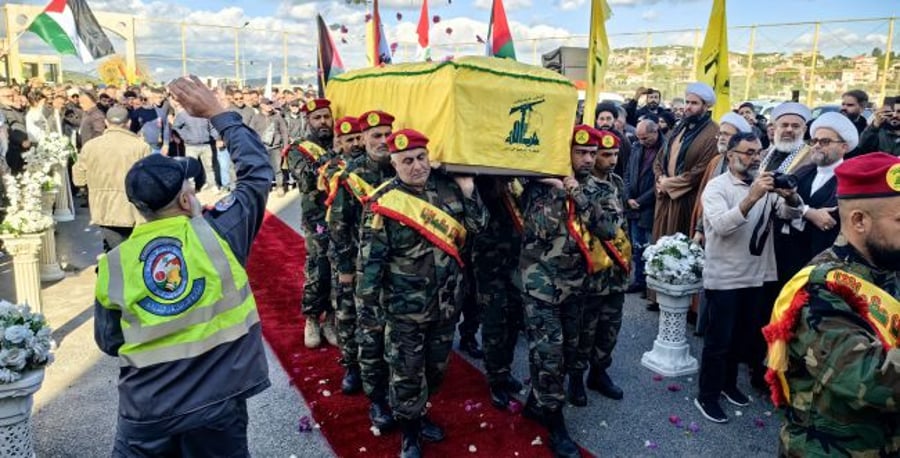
[585,173,628,373]
[330,153,395,397]
[515,177,619,410]
[777,238,900,457]
[356,172,488,420]
[473,177,523,386]
[287,136,335,318]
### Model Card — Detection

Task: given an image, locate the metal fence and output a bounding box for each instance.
[9,11,899,107]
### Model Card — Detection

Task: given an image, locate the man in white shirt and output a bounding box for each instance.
[694,131,803,424]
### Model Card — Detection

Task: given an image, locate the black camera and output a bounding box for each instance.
[772,172,798,190]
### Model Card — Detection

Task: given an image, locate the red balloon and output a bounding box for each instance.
[432,15,440,24]
[445,27,453,35]
[396,12,402,21]
[340,25,348,34]
[365,13,372,22]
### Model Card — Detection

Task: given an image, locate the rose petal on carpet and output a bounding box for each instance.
[248,211,589,457]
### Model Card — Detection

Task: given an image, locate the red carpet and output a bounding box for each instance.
[247,212,583,457]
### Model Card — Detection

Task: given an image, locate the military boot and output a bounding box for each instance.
[321,313,339,346]
[400,418,422,458]
[586,366,623,400]
[369,399,397,431]
[459,335,484,359]
[522,389,543,424]
[567,371,587,407]
[304,318,321,348]
[544,407,580,458]
[420,415,445,443]
[504,374,524,393]
[341,365,362,395]
[489,382,511,409]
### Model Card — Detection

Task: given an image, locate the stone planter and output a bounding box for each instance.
[2,234,44,313]
[0,369,45,457]
[52,167,75,223]
[641,277,703,377]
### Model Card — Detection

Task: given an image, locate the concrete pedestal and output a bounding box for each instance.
[641,278,703,377]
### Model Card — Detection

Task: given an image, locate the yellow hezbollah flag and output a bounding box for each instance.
[583,0,611,126]
[326,56,577,176]
[696,0,730,120]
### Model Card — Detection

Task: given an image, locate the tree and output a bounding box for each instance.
[872,47,883,58]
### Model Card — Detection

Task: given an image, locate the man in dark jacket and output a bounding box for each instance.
[594,102,632,179]
[625,118,665,294]
[858,97,900,157]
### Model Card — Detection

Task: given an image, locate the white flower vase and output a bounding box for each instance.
[52,166,75,223]
[39,228,65,283]
[2,234,44,313]
[0,369,45,458]
[641,277,703,377]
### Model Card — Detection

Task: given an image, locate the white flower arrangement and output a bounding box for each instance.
[2,171,54,235]
[0,300,55,384]
[22,132,74,179]
[642,233,705,286]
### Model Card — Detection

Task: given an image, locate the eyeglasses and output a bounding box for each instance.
[806,138,845,147]
[732,149,763,157]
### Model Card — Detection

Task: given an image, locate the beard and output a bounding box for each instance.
[314,128,334,146]
[350,145,366,156]
[774,137,804,152]
[865,236,900,271]
[717,142,727,154]
[647,101,659,110]
[574,166,593,178]
[887,119,900,132]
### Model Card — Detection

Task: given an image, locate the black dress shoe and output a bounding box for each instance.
[645,302,660,312]
[459,337,484,359]
[420,416,445,443]
[490,383,511,409]
[586,367,624,400]
[341,366,362,395]
[369,400,396,431]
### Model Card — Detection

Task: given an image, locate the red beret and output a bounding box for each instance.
[571,125,603,148]
[358,110,395,131]
[386,129,429,154]
[334,116,360,136]
[836,152,900,199]
[301,98,331,114]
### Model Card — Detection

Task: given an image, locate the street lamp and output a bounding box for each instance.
[240,21,249,87]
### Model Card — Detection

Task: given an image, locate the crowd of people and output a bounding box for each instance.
[3,73,898,457]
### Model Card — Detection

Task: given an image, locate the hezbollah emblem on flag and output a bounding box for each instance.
[394,133,409,150]
[340,121,353,134]
[574,130,590,145]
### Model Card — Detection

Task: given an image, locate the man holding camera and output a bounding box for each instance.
[858,97,900,157]
[694,131,803,424]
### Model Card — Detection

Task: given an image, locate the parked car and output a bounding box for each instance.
[811,104,840,120]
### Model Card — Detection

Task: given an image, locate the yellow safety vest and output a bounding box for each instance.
[96,216,259,369]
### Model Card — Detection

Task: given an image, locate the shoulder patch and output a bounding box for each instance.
[138,237,205,316]
[214,194,237,212]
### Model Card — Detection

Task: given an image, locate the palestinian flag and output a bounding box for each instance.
[27,0,114,64]
[486,0,516,60]
[317,14,345,98]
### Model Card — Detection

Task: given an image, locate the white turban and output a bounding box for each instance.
[771,102,812,123]
[719,112,752,133]
[810,112,859,151]
[686,82,716,105]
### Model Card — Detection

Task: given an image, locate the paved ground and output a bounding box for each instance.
[4,190,780,457]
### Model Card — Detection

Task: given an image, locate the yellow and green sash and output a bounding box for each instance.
[286,140,329,164]
[369,185,467,267]
[324,171,375,208]
[565,198,631,274]
[764,265,900,407]
[317,159,346,196]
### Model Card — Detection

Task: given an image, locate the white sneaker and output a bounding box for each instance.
[304,318,322,348]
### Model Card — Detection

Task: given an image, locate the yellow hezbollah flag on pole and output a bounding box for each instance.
[583,0,611,126]
[696,0,730,120]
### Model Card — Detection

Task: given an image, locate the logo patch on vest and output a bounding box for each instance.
[138,237,205,316]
